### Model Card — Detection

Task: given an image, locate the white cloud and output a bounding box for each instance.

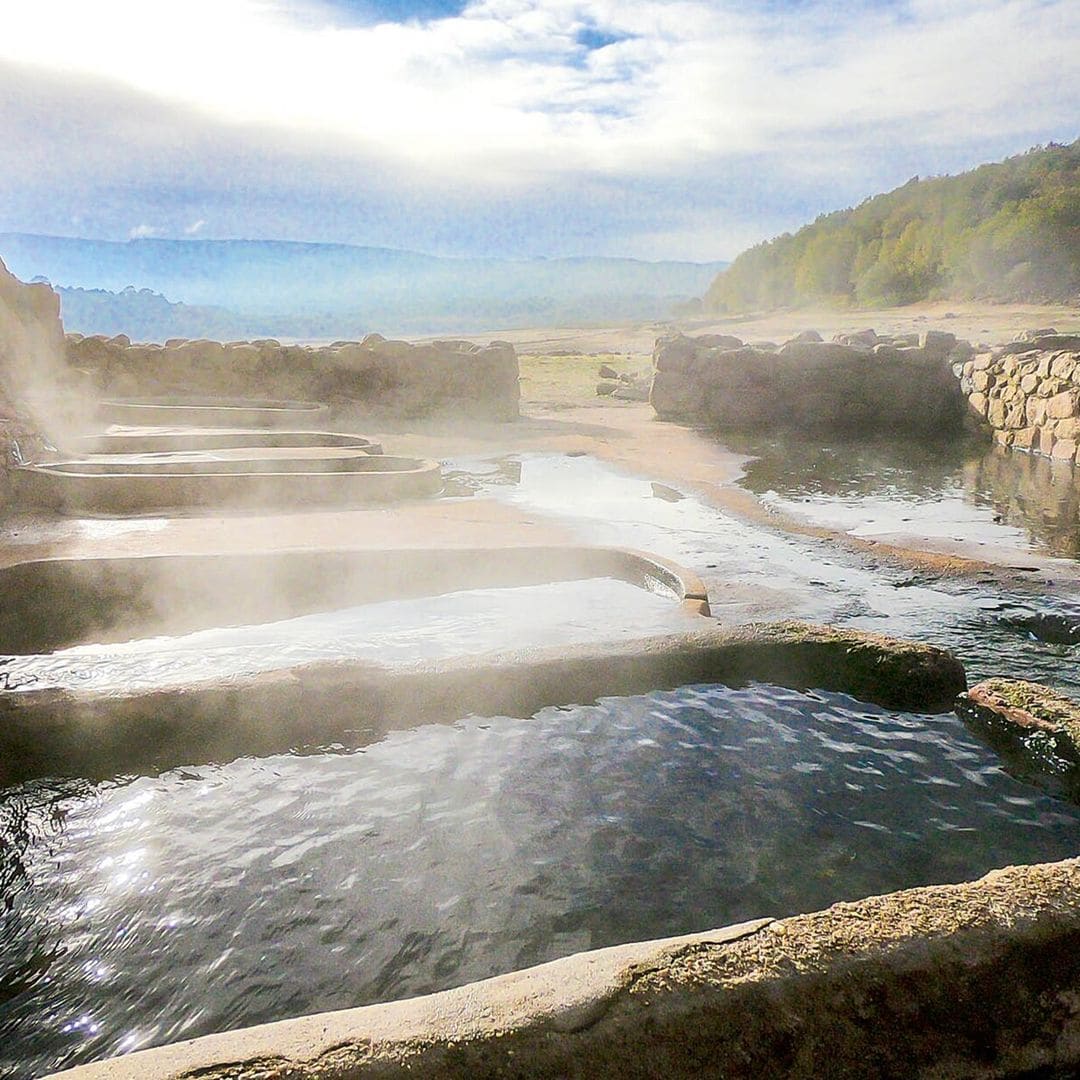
[128,223,161,239]
[2,0,1076,180]
[0,0,1077,258]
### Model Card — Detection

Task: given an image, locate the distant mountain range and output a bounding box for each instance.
[0,233,727,340]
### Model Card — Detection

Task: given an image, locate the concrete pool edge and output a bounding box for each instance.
[98,397,331,428]
[0,621,965,784]
[0,545,709,652]
[14,455,443,513]
[47,857,1080,1079]
[68,429,385,455]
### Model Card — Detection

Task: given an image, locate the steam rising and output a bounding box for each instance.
[0,255,94,452]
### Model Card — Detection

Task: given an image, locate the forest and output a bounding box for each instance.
[704,140,1080,312]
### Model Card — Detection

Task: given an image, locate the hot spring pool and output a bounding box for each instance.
[0,577,699,695]
[3,682,1079,1077]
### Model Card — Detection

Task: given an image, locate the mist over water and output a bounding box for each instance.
[1,451,1078,1078]
[0,577,697,694]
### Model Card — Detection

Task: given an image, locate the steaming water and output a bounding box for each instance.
[443,453,1080,699]
[4,682,1080,1078]
[0,577,698,695]
[2,450,1080,1076]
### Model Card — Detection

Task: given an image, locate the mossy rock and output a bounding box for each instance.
[956,678,1080,796]
[718,621,967,713]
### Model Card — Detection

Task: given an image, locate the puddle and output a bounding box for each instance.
[736,436,1080,559]
[441,452,1080,698]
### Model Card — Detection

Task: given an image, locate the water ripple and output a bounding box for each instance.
[2,683,1078,1077]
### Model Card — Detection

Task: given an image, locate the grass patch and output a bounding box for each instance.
[518,352,650,409]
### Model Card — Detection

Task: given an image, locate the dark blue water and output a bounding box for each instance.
[3,683,1079,1078]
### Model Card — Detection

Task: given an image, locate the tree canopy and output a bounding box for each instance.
[704,140,1080,312]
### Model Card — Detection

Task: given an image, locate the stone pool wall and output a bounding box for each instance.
[959,334,1080,465]
[650,329,969,434]
[65,332,521,421]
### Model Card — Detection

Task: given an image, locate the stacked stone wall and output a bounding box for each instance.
[959,333,1080,466]
[650,329,968,434]
[65,332,521,421]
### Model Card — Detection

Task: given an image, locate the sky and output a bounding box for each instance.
[0,0,1077,261]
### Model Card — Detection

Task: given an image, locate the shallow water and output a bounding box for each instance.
[445,452,1080,698]
[4,683,1079,1079]
[3,449,1080,1076]
[0,577,697,694]
[736,436,1080,559]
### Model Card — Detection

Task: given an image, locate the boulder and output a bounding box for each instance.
[919,330,957,357]
[1002,611,1080,645]
[653,334,698,375]
[693,334,744,350]
[650,370,700,418]
[835,329,878,347]
[957,679,1080,791]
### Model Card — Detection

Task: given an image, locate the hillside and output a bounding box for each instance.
[705,141,1080,313]
[0,235,727,338]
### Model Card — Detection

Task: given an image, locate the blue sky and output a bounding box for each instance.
[0,0,1077,260]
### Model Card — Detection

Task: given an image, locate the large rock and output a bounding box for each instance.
[650,369,701,418]
[1,258,93,491]
[652,329,967,435]
[957,678,1080,794]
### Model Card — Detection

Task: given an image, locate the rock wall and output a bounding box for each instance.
[0,257,79,504]
[651,329,968,434]
[65,332,521,421]
[959,333,1080,465]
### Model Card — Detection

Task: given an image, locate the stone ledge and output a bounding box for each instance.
[0,618,965,784]
[957,678,1080,794]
